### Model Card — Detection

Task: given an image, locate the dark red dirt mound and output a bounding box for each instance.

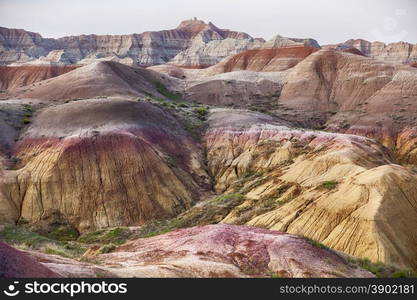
[0,241,60,277]
[0,65,80,90]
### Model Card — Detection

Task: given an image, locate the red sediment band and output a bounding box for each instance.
[222,46,319,72]
[0,65,80,89]
[13,128,195,170]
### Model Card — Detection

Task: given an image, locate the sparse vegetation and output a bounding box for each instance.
[22,104,33,112]
[348,257,417,278]
[305,237,329,250]
[134,193,247,239]
[0,224,86,258]
[153,81,182,101]
[77,227,130,245]
[320,180,338,190]
[99,243,117,254]
[166,155,178,168]
[42,224,79,241]
[194,106,209,119]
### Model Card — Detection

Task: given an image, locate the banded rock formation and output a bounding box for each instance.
[1,99,210,232]
[204,109,417,270]
[278,49,417,163]
[334,39,417,64]
[0,19,263,67]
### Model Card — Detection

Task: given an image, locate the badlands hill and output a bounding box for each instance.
[0,19,326,68]
[0,65,79,90]
[1,99,210,231]
[332,39,417,64]
[3,61,181,101]
[1,20,417,278]
[0,20,263,67]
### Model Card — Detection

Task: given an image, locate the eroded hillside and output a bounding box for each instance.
[1,31,417,277]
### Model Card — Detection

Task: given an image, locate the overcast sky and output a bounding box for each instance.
[0,0,416,45]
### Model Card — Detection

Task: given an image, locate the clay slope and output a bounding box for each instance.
[1,99,210,232]
[147,47,324,109]
[149,47,320,108]
[4,225,372,278]
[203,109,417,270]
[0,241,60,277]
[4,61,181,101]
[209,46,319,73]
[99,224,372,278]
[278,49,417,163]
[0,65,79,90]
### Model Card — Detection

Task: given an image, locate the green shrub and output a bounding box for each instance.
[213,193,245,204]
[78,227,130,245]
[194,106,209,119]
[0,225,85,258]
[320,180,338,190]
[44,248,71,258]
[347,257,416,278]
[305,237,329,250]
[166,156,177,168]
[99,243,117,254]
[22,118,31,124]
[22,104,33,112]
[45,225,79,241]
[153,81,182,101]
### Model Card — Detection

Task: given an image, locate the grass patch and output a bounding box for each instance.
[134,193,246,239]
[0,225,86,258]
[348,257,417,278]
[153,81,182,101]
[22,104,33,112]
[0,224,50,247]
[213,193,245,204]
[320,180,338,190]
[42,225,79,241]
[305,237,329,250]
[99,243,117,254]
[77,227,130,245]
[194,106,208,120]
[44,247,71,258]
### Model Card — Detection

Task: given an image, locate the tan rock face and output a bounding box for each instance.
[204,109,417,270]
[1,99,210,232]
